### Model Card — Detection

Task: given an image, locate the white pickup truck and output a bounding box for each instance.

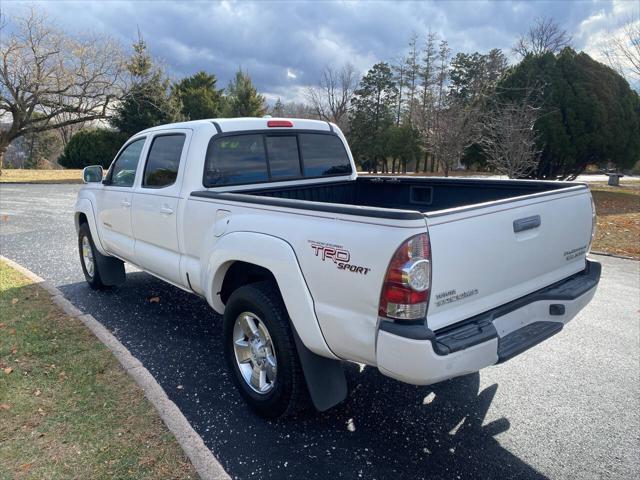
[75,117,601,417]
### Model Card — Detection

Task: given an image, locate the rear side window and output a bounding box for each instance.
[203,132,352,187]
[299,134,352,177]
[143,134,186,188]
[109,138,145,187]
[204,134,268,186]
[265,136,301,178]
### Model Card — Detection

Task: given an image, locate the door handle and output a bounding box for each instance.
[121,199,131,208]
[160,206,174,215]
[513,215,541,233]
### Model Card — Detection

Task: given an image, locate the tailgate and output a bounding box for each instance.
[426,186,593,331]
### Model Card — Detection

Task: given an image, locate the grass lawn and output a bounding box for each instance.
[590,183,640,259]
[0,169,83,184]
[0,261,197,479]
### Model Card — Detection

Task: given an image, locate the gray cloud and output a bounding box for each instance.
[3,0,621,102]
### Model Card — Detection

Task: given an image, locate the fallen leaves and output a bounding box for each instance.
[149,296,160,304]
[34,389,41,397]
[0,403,11,411]
[11,297,19,305]
[591,187,640,259]
[4,367,14,375]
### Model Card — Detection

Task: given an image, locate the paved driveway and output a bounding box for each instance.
[1,184,638,479]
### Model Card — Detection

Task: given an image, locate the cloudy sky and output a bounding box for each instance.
[3,0,638,102]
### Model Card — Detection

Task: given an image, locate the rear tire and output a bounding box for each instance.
[223,281,309,418]
[78,223,107,290]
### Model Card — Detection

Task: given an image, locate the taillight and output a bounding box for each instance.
[267,120,293,128]
[379,233,431,321]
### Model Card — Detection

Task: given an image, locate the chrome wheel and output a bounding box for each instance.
[81,236,94,278]
[232,312,277,394]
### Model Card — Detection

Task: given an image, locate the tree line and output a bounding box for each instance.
[1,10,638,179]
[324,19,638,179]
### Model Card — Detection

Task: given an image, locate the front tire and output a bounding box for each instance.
[223,281,308,418]
[78,223,107,289]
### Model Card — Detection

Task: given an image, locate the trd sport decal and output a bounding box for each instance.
[308,240,371,275]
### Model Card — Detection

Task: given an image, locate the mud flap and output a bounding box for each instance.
[94,251,126,286]
[291,326,347,412]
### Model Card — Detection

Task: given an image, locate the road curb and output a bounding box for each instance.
[0,181,83,185]
[0,255,230,480]
[591,251,638,261]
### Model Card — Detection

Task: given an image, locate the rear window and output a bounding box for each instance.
[265,136,301,178]
[143,134,185,188]
[299,134,352,177]
[204,132,352,187]
[204,134,268,186]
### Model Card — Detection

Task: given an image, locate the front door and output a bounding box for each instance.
[97,137,146,260]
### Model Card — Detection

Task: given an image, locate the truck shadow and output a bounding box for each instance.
[59,272,547,480]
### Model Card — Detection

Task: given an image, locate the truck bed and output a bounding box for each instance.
[233,176,581,215]
[193,175,593,334]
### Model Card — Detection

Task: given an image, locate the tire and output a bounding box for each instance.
[78,223,107,290]
[223,281,309,418]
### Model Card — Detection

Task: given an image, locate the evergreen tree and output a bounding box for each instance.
[23,129,62,169]
[449,49,508,170]
[58,129,127,168]
[223,69,266,117]
[110,34,181,136]
[349,62,398,171]
[449,50,508,104]
[499,48,640,179]
[172,71,223,120]
[271,98,285,117]
[383,124,421,173]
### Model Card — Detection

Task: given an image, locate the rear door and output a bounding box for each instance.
[132,130,189,285]
[426,186,593,331]
[97,137,146,260]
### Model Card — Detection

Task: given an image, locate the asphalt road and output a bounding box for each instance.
[1,183,638,480]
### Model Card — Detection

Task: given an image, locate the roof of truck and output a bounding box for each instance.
[138,117,335,135]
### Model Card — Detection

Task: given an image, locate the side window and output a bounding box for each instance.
[204,134,268,186]
[299,134,352,177]
[265,136,301,178]
[143,134,186,188]
[109,138,145,187]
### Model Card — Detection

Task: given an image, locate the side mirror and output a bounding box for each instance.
[82,166,104,183]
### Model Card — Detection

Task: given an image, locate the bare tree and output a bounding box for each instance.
[429,40,465,176]
[392,59,405,126]
[55,109,91,148]
[416,31,438,172]
[429,100,478,177]
[514,17,572,58]
[305,63,357,131]
[0,9,124,170]
[404,32,420,124]
[278,100,318,119]
[479,98,540,178]
[601,16,640,84]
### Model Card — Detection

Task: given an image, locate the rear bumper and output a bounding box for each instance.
[376,260,601,385]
